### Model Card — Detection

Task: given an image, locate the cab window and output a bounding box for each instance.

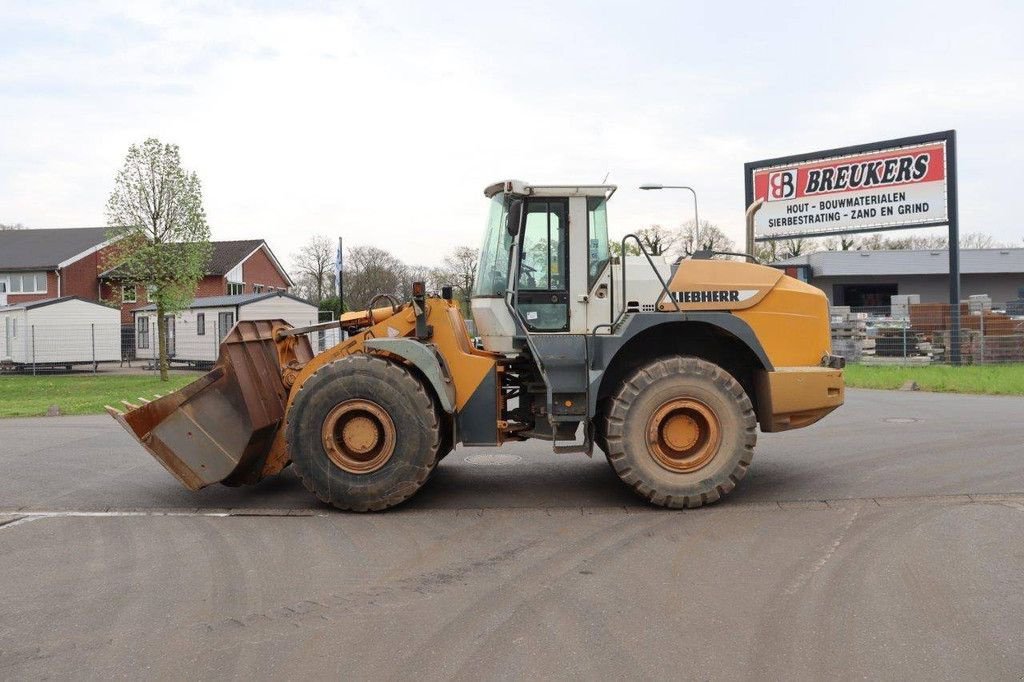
[518,201,566,291]
[587,197,610,290]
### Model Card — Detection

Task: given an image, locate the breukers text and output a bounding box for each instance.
[804,153,929,194]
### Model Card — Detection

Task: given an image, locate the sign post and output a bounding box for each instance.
[744,130,961,363]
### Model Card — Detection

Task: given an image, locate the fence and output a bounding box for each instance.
[832,299,1024,365]
[0,320,344,375]
[5,305,1021,374]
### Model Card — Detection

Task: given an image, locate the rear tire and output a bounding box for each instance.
[605,356,756,509]
[286,354,441,511]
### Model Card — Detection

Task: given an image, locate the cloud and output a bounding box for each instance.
[1,0,1021,276]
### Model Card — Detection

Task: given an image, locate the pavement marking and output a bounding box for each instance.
[1,491,1022,521]
[0,516,42,531]
[465,453,523,465]
[0,510,316,523]
[783,504,862,595]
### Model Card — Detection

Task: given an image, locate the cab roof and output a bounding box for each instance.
[483,179,617,199]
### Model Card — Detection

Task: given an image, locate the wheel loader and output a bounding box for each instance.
[108,179,844,511]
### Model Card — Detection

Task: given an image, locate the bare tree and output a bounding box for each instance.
[854,231,1000,250]
[0,222,26,230]
[960,232,998,249]
[778,237,813,259]
[754,239,780,263]
[400,263,437,293]
[633,225,678,256]
[292,235,334,303]
[105,138,211,382]
[434,245,480,311]
[342,245,409,311]
[823,235,859,250]
[677,220,735,257]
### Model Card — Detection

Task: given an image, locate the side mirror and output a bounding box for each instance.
[505,199,523,237]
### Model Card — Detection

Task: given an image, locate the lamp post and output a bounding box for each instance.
[639,184,700,236]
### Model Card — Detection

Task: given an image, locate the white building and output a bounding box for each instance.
[0,297,121,367]
[773,248,1024,308]
[132,291,331,364]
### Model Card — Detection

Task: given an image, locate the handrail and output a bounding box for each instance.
[591,234,680,338]
[691,249,760,263]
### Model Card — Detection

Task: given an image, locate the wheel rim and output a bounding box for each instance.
[646,398,722,473]
[321,399,396,474]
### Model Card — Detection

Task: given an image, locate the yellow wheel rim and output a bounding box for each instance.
[646,398,722,473]
[321,399,396,474]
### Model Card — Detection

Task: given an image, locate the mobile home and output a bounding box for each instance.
[0,297,121,368]
[132,291,330,365]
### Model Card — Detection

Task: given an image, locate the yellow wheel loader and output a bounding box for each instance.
[108,180,844,511]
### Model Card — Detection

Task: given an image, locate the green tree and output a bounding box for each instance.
[105,138,211,381]
[610,240,641,257]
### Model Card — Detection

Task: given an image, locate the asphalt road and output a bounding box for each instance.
[1,388,1022,679]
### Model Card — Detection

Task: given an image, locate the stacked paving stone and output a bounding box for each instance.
[830,306,871,362]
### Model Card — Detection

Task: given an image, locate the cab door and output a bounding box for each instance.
[515,198,569,332]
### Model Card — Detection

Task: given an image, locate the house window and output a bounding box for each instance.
[6,272,47,294]
[122,285,137,303]
[253,284,263,294]
[227,282,244,296]
[196,313,205,336]
[136,316,150,349]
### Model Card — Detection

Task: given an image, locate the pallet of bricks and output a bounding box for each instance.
[830,306,873,362]
[910,298,1024,364]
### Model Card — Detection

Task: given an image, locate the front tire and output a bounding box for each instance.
[286,354,441,511]
[605,357,756,509]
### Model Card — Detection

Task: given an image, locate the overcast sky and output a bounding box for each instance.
[1,0,1021,270]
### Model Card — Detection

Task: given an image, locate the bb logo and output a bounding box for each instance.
[767,169,797,201]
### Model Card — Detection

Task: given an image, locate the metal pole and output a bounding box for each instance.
[641,185,700,242]
[946,131,962,365]
[152,319,157,376]
[338,237,344,315]
[31,325,35,375]
[980,312,985,363]
[91,323,96,374]
[688,187,700,234]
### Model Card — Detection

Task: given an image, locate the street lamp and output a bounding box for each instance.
[639,184,700,235]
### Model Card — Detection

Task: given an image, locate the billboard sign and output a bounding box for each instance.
[745,132,954,240]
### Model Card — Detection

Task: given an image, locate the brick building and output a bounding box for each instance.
[0,229,293,324]
[101,239,294,322]
[0,227,116,307]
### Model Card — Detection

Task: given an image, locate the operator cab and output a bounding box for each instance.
[471,180,615,352]
[471,179,670,353]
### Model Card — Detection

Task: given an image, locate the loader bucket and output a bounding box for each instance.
[107,320,313,490]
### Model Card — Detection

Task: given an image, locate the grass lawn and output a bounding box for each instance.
[0,373,202,418]
[844,363,1024,396]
